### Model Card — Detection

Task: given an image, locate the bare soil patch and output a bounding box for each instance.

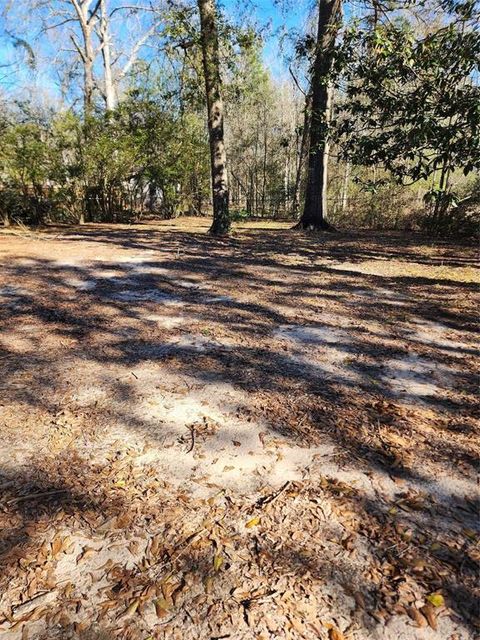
[0,219,478,640]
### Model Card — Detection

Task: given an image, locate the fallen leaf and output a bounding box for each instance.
[354,592,366,610]
[154,598,170,617]
[420,603,437,630]
[213,554,223,571]
[204,576,213,594]
[426,593,444,608]
[161,582,173,602]
[123,599,140,618]
[289,616,305,634]
[13,591,57,619]
[245,517,260,529]
[77,546,96,562]
[406,606,427,627]
[51,537,63,557]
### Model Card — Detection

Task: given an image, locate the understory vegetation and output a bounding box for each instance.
[0,0,478,234]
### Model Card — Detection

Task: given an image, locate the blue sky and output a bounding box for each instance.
[227,0,315,78]
[0,0,312,103]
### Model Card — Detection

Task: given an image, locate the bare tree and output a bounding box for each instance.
[97,0,157,111]
[10,0,155,114]
[296,0,342,230]
[98,0,115,110]
[68,0,102,117]
[3,0,102,116]
[197,0,230,235]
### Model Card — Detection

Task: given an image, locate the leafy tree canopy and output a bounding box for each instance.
[333,1,480,185]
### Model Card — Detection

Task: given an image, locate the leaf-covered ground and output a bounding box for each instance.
[0,219,478,640]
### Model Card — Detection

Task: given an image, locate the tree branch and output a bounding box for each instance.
[43,17,77,31]
[109,4,156,16]
[119,24,156,77]
[87,0,102,24]
[289,66,307,96]
[70,34,86,62]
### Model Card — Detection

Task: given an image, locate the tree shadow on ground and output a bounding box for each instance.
[1,460,478,638]
[0,225,478,636]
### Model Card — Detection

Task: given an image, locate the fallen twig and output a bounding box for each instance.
[12,590,57,617]
[7,489,68,505]
[255,481,291,508]
[186,424,196,453]
[146,527,207,578]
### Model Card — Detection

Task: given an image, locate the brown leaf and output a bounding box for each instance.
[150,535,162,557]
[171,578,186,605]
[161,581,173,602]
[289,616,305,634]
[51,536,63,557]
[204,576,214,594]
[420,603,437,630]
[115,513,132,528]
[154,597,170,617]
[122,598,140,618]
[354,592,366,610]
[61,536,74,553]
[99,600,118,613]
[77,546,96,563]
[13,591,57,619]
[406,606,427,627]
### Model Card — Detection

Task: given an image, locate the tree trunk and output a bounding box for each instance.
[296,0,342,231]
[99,0,116,111]
[261,123,268,215]
[341,160,350,214]
[431,159,451,230]
[83,47,94,117]
[292,93,311,218]
[197,0,230,235]
[284,152,289,216]
[69,0,98,223]
[81,50,93,223]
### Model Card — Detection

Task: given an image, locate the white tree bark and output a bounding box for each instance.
[99,0,116,111]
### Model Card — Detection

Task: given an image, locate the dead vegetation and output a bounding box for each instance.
[0,220,478,640]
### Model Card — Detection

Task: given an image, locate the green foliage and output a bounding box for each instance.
[230,209,250,222]
[334,12,480,188]
[335,20,480,181]
[1,0,478,234]
[0,119,54,223]
[325,2,480,234]
[0,94,211,224]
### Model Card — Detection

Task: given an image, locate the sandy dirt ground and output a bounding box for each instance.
[0,219,478,640]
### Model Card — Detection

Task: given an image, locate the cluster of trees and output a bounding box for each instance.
[0,0,478,235]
